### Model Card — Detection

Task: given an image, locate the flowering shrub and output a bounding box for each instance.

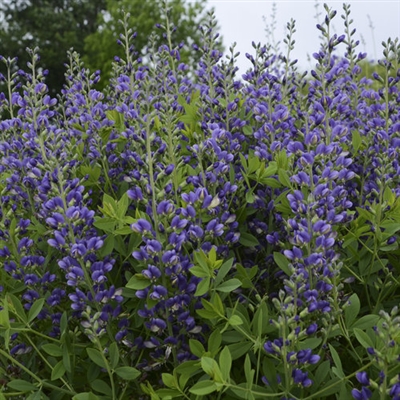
[0,2,399,399]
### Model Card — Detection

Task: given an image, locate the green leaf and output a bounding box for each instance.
[91,379,112,396]
[239,232,259,247]
[380,221,400,236]
[0,302,10,329]
[316,377,342,397]
[216,278,242,293]
[108,342,120,370]
[209,294,222,316]
[278,169,292,187]
[7,293,27,323]
[190,265,210,278]
[356,207,373,221]
[26,391,42,400]
[86,348,107,369]
[28,298,45,323]
[162,373,177,389]
[113,235,127,256]
[243,125,252,136]
[229,315,243,326]
[155,388,182,398]
[117,192,130,220]
[313,360,330,391]
[246,191,255,204]
[214,258,234,287]
[208,329,222,355]
[99,126,113,144]
[219,346,232,382]
[189,339,205,358]
[299,338,322,350]
[51,361,66,381]
[42,343,63,357]
[196,308,219,320]
[263,162,278,177]
[113,226,133,235]
[352,130,362,151]
[253,302,269,336]
[248,155,260,174]
[201,357,224,383]
[86,363,100,383]
[93,217,116,233]
[236,264,258,289]
[345,293,360,327]
[260,177,281,187]
[228,342,253,360]
[175,360,202,376]
[244,354,254,388]
[60,312,68,336]
[351,315,380,330]
[80,165,101,186]
[383,186,395,205]
[189,380,217,395]
[328,344,344,378]
[195,277,210,297]
[7,379,37,392]
[114,366,141,380]
[239,152,248,169]
[353,328,374,349]
[62,343,71,373]
[126,274,151,290]
[273,252,292,276]
[72,392,100,400]
[98,235,114,257]
[194,250,209,271]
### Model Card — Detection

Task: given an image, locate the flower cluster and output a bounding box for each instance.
[0,2,399,399]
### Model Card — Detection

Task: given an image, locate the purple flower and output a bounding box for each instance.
[296,349,320,365]
[292,369,312,387]
[127,187,143,201]
[206,219,224,237]
[356,372,370,386]
[146,318,167,333]
[131,219,153,234]
[352,387,372,400]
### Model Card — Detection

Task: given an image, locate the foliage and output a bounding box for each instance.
[0,2,400,399]
[0,0,219,94]
[0,0,106,95]
[82,0,221,91]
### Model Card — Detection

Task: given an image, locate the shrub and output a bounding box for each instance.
[0,2,399,399]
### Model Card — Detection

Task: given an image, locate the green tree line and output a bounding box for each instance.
[0,0,219,94]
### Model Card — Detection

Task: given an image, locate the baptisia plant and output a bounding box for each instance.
[0,1,399,399]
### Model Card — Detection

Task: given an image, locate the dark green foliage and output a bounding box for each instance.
[82,0,222,90]
[0,0,105,94]
[0,0,221,93]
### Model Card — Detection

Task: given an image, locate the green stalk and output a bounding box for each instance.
[144,92,177,365]
[24,335,75,393]
[95,338,116,399]
[0,348,76,396]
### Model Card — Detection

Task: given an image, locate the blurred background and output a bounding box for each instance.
[0,0,398,94]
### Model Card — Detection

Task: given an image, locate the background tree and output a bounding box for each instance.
[0,0,222,94]
[83,0,222,90]
[0,0,106,94]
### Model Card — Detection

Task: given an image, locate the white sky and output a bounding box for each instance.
[204,0,400,74]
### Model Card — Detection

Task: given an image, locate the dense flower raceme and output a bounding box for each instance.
[0,3,400,399]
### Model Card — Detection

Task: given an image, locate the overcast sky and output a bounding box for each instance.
[203,0,400,74]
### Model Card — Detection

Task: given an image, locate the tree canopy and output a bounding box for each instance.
[0,0,106,94]
[0,0,221,94]
[83,0,219,90]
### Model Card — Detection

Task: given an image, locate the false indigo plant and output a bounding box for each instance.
[0,2,400,399]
